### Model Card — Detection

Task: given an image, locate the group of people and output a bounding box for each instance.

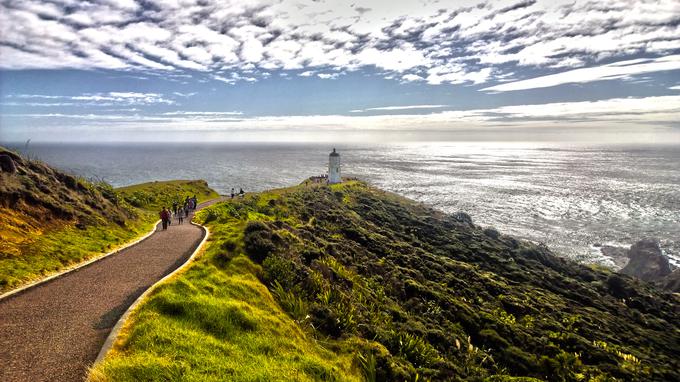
[230,187,245,199]
[308,174,329,184]
[159,195,198,230]
[158,188,248,230]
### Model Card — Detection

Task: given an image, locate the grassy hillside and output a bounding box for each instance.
[91,180,679,381]
[116,180,219,212]
[89,250,363,382]
[0,147,218,293]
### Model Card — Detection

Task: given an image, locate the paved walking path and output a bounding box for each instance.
[0,199,221,382]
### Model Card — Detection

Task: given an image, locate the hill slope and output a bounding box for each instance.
[92,180,678,381]
[0,147,218,293]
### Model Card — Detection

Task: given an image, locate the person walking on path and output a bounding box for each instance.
[231,188,235,199]
[177,209,184,224]
[160,207,170,230]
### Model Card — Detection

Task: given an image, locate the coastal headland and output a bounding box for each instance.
[92,180,679,381]
[0,148,678,381]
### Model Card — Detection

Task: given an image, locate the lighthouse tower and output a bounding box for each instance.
[328,148,341,184]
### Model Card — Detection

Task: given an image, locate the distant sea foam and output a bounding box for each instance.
[10,141,680,268]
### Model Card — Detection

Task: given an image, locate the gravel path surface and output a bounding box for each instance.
[0,200,221,382]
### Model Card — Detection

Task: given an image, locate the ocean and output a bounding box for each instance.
[8,141,680,268]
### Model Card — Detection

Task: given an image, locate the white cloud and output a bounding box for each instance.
[486,95,680,118]
[107,45,175,70]
[481,55,680,92]
[1,102,82,107]
[354,44,430,72]
[13,94,65,99]
[16,1,62,19]
[402,74,424,82]
[426,65,493,85]
[240,38,264,62]
[4,94,677,145]
[172,92,198,97]
[9,96,675,136]
[104,0,141,12]
[163,111,243,116]
[136,42,208,71]
[350,105,449,112]
[0,0,679,89]
[2,92,175,106]
[317,73,340,79]
[2,113,149,120]
[213,75,236,85]
[74,92,174,104]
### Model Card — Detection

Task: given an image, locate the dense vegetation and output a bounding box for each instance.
[0,147,218,293]
[93,180,679,381]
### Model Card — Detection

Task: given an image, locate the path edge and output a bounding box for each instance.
[92,221,210,366]
[0,220,161,301]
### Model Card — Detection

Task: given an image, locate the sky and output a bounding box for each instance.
[0,0,679,143]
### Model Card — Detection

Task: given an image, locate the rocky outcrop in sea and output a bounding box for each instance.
[599,238,678,292]
[621,238,672,282]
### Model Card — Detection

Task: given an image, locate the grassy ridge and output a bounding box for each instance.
[116,180,220,212]
[0,147,219,293]
[92,180,679,381]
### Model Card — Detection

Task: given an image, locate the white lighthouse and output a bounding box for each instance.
[328,148,341,184]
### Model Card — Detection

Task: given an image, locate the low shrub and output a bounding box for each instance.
[483,227,500,239]
[270,280,308,323]
[244,223,275,263]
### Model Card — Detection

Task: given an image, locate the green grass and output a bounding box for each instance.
[89,255,362,382]
[0,179,219,294]
[89,180,679,381]
[116,180,220,212]
[0,214,154,292]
